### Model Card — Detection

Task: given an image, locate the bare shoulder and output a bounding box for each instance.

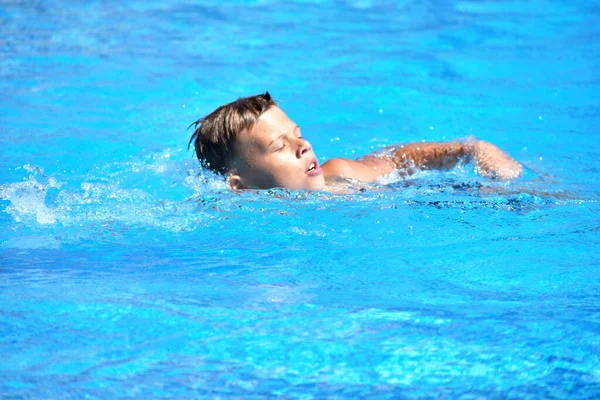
[321,158,355,178]
[321,156,395,182]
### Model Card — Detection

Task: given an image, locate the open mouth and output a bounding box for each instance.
[306,159,322,175]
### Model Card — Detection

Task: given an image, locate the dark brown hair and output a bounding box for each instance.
[188,92,276,173]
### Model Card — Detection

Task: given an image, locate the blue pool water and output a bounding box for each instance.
[1,0,599,398]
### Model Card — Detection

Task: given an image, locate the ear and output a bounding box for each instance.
[228,174,246,190]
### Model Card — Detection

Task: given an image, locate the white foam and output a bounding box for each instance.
[0,165,60,224]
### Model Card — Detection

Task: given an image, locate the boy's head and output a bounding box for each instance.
[189,92,325,190]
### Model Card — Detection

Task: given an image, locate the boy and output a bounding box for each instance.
[188,92,523,191]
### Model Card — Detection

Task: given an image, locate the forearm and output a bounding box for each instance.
[324,140,522,183]
[339,141,471,182]
[388,141,473,171]
[387,140,522,180]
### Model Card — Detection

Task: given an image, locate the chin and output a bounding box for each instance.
[304,178,326,191]
[273,176,325,191]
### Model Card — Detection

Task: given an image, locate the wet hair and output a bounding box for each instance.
[188,92,277,174]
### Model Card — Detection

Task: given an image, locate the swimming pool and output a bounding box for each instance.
[1,0,599,397]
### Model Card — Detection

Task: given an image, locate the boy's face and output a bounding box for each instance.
[228,107,325,190]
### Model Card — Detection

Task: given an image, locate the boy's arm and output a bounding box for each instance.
[321,140,523,182]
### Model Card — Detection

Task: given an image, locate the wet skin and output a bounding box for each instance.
[228,107,326,190]
[227,106,523,191]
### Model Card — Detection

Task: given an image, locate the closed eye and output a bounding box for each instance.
[270,140,285,152]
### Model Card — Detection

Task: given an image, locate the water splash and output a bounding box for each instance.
[0,164,61,224]
[0,155,585,252]
[0,158,231,248]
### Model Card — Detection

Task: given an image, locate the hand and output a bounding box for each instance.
[471,140,523,180]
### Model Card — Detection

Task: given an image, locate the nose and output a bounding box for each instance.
[296,138,311,158]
